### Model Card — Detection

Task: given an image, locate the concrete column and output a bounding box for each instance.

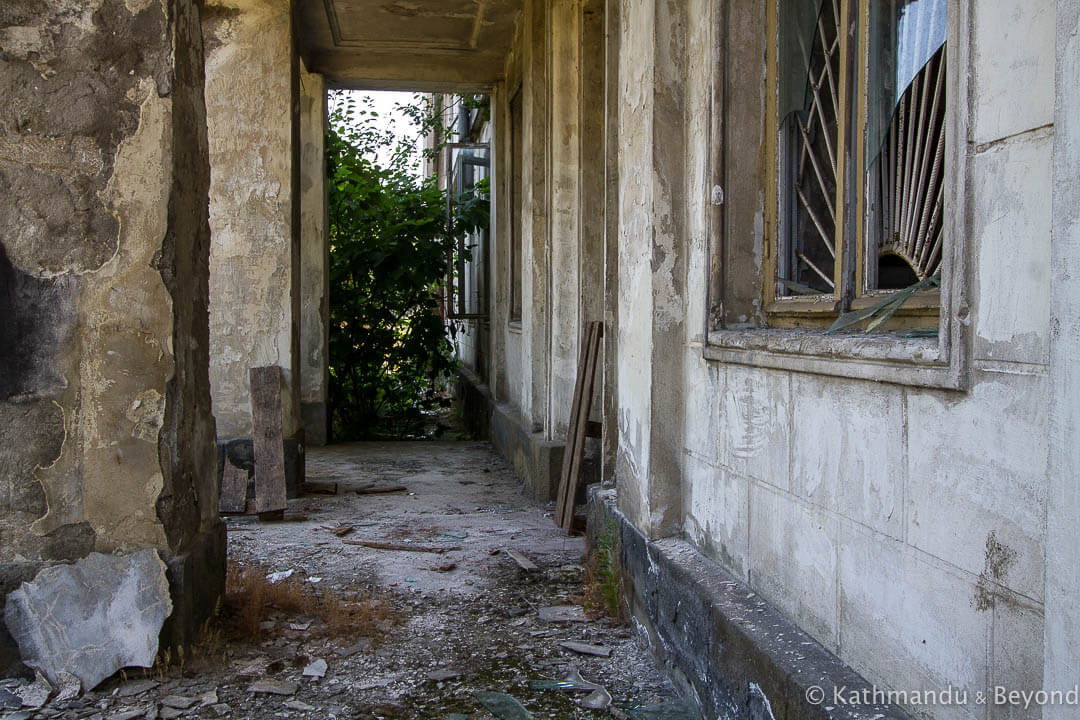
[522,0,552,435]
[614,0,686,538]
[299,62,328,446]
[0,0,224,668]
[549,0,583,438]
[203,0,305,474]
[1044,0,1080,710]
[548,0,607,444]
[602,0,622,486]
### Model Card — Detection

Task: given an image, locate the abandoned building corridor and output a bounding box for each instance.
[218,440,683,718]
[3,0,1080,719]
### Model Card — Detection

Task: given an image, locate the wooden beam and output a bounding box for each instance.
[250,366,288,515]
[555,321,603,532]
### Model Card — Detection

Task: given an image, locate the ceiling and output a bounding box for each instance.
[297,0,524,91]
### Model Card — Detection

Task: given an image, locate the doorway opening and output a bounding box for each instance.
[325,90,490,442]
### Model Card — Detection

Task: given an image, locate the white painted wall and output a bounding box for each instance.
[670,0,1055,714]
[484,0,1069,713]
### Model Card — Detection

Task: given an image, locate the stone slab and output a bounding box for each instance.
[3,550,172,691]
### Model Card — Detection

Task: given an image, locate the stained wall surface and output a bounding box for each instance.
[299,60,328,446]
[203,0,301,441]
[482,0,1074,716]
[0,0,223,665]
[0,0,218,559]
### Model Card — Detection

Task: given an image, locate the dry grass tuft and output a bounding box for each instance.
[224,561,399,642]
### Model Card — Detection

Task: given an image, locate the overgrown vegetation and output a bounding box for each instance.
[582,521,625,623]
[326,92,488,440]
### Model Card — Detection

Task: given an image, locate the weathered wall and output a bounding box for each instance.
[0,0,223,659]
[1045,0,1080,711]
[626,0,1055,715]
[203,0,301,441]
[299,59,328,446]
[483,0,1066,715]
[612,0,688,537]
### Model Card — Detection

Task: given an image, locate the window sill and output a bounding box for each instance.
[704,327,965,389]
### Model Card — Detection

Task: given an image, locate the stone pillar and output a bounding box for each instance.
[0,0,224,669]
[203,0,305,479]
[614,0,686,538]
[521,0,552,436]
[299,61,329,447]
[1045,0,1080,710]
[549,0,583,439]
[602,0,621,486]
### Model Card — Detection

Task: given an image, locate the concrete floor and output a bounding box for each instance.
[44,441,685,719]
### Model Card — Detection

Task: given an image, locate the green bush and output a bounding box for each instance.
[326,93,459,440]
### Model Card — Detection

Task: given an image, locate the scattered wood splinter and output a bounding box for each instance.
[505,549,538,571]
[342,539,459,554]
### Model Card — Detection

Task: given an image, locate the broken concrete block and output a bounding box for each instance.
[54,671,80,702]
[285,699,316,711]
[116,679,158,697]
[302,658,327,678]
[160,695,196,710]
[14,672,51,708]
[4,550,173,691]
[559,641,611,657]
[247,679,298,695]
[537,605,588,623]
[0,684,19,710]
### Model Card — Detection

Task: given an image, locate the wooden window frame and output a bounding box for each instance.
[763,0,941,331]
[703,0,970,390]
[508,86,524,325]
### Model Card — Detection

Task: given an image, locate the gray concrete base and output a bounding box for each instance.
[216,434,305,502]
[587,488,913,720]
[160,522,227,652]
[301,401,327,447]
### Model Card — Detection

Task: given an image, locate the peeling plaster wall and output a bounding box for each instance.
[0,0,217,563]
[299,59,328,446]
[485,0,606,455]
[613,0,1056,714]
[548,0,583,439]
[1045,0,1080,711]
[203,0,301,441]
[490,0,1067,713]
[490,13,526,413]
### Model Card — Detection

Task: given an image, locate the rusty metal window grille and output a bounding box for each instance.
[772,0,946,322]
[778,0,842,296]
[866,0,946,290]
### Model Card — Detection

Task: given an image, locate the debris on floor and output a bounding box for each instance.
[0,441,683,719]
[624,700,703,719]
[538,605,590,623]
[474,690,535,719]
[506,549,538,571]
[560,641,613,657]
